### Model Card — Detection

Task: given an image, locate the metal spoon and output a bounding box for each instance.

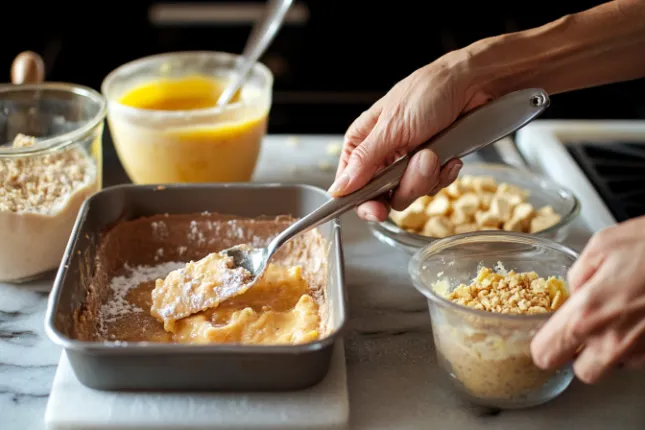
[217,0,293,106]
[225,88,550,282]
[11,51,45,84]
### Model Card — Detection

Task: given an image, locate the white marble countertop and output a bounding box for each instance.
[2,135,645,429]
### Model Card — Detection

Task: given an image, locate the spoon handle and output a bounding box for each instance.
[267,88,549,254]
[217,0,293,106]
[11,51,45,84]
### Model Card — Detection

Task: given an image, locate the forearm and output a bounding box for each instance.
[465,0,645,96]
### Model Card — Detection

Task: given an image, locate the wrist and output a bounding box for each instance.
[460,15,574,97]
[460,0,645,97]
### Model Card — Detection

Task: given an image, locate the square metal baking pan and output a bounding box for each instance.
[45,183,347,391]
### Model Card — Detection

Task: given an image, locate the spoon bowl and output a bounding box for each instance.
[224,244,270,279]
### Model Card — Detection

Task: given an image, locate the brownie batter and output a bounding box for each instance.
[73,213,330,345]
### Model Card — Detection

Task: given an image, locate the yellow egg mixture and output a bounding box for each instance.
[110,75,268,184]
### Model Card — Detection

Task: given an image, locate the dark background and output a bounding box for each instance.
[5,0,644,134]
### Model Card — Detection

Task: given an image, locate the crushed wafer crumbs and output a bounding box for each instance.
[0,133,93,213]
[445,266,568,315]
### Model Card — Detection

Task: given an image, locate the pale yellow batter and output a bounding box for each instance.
[173,265,320,344]
[151,246,254,332]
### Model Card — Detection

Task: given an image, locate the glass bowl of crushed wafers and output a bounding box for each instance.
[409,231,578,409]
[0,83,106,283]
[368,163,580,254]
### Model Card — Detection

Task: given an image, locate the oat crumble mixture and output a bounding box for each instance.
[0,133,93,213]
[432,265,570,401]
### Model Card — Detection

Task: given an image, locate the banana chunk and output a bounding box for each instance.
[530,206,562,233]
[454,193,480,216]
[390,199,428,230]
[423,216,454,238]
[386,173,562,239]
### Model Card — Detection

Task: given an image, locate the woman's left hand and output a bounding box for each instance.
[531,215,645,383]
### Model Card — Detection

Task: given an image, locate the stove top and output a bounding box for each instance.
[566,141,645,223]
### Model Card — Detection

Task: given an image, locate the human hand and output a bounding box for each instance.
[328,50,495,222]
[531,215,645,383]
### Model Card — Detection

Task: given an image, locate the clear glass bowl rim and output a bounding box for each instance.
[408,230,581,322]
[370,162,581,247]
[0,82,107,157]
[100,51,274,120]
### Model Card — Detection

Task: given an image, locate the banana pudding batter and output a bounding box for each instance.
[73,213,329,346]
[172,264,320,344]
[150,246,255,332]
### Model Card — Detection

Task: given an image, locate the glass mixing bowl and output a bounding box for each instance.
[0,83,106,283]
[409,231,578,409]
[101,51,273,185]
[369,163,581,254]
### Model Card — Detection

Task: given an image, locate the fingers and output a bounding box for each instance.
[437,158,463,189]
[390,149,439,211]
[355,155,463,220]
[355,199,390,223]
[531,234,612,369]
[531,291,594,370]
[566,233,606,293]
[567,258,599,294]
[531,266,615,370]
[572,315,645,383]
[390,153,462,211]
[335,107,381,180]
[532,263,635,376]
[329,116,401,197]
[573,332,621,384]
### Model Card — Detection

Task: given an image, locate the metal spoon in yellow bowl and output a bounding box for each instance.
[11,51,45,84]
[217,0,293,106]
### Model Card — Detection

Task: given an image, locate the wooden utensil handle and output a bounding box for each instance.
[11,51,45,84]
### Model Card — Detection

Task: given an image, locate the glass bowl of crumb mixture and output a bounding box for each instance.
[408,231,579,409]
[0,83,106,283]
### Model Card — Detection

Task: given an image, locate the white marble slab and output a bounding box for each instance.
[45,343,348,430]
[2,134,645,430]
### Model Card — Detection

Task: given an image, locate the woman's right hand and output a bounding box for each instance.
[328,50,496,222]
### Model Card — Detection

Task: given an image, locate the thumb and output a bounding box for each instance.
[328,120,400,197]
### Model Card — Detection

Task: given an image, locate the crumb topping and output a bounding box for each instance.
[0,133,94,213]
[445,266,568,315]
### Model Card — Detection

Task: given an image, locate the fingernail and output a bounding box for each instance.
[363,213,380,223]
[531,341,549,369]
[534,354,549,369]
[417,150,438,178]
[328,172,350,196]
[447,161,463,183]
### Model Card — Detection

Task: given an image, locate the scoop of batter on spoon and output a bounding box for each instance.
[151,244,255,332]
